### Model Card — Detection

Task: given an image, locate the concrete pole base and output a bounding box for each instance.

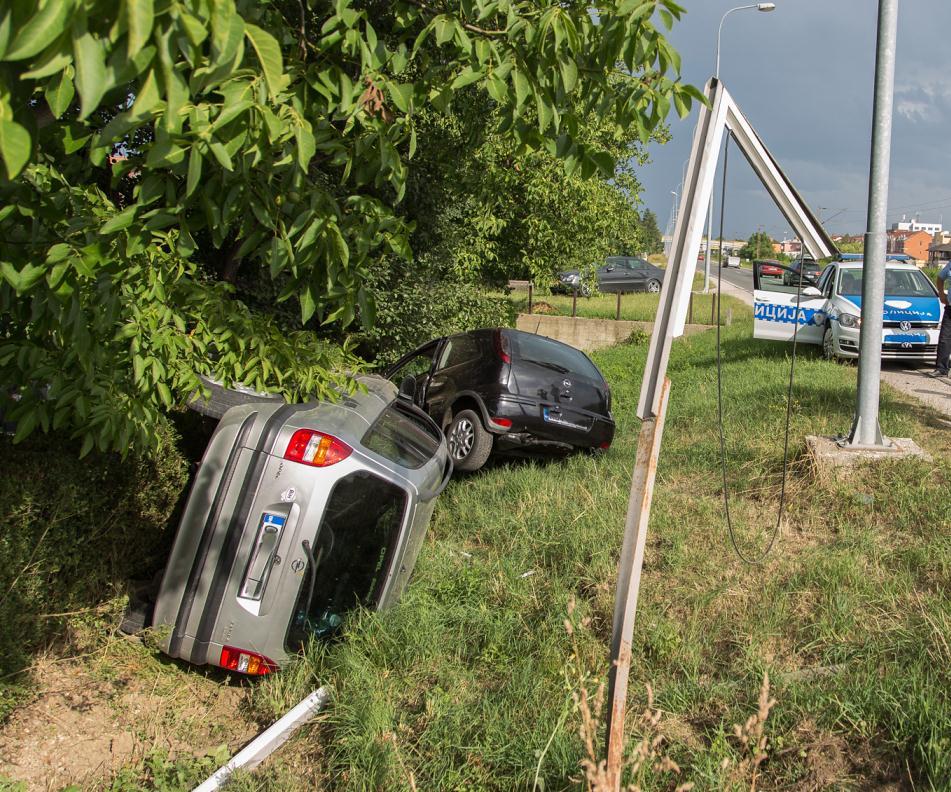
[806,435,931,476]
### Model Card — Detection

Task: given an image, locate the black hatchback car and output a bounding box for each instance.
[384,329,615,472]
[783,256,823,286]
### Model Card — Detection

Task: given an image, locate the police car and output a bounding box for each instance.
[753,259,943,361]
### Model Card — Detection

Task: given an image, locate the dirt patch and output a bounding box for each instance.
[0,644,258,791]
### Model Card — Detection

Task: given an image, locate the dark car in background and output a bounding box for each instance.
[555,256,665,295]
[783,256,823,285]
[384,329,615,472]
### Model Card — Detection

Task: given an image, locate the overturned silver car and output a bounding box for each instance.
[151,375,451,675]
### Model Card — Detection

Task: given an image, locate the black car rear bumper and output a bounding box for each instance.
[482,395,615,450]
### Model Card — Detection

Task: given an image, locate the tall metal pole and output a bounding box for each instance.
[708,4,776,293]
[848,0,898,448]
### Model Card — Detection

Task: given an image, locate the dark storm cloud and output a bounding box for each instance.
[639,1,951,240]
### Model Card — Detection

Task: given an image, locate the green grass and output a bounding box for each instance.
[6,315,950,790]
[239,316,951,791]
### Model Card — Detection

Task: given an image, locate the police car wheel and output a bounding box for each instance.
[822,326,837,360]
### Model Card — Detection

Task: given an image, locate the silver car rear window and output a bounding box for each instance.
[362,400,441,469]
[285,471,407,650]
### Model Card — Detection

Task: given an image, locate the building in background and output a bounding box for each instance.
[887,229,932,264]
[773,238,802,256]
[891,215,943,235]
[928,241,951,264]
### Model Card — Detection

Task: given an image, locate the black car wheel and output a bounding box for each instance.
[446,409,493,472]
[646,279,661,293]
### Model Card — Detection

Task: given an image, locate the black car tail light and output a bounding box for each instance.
[494,330,511,364]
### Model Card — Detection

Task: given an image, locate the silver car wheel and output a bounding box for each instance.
[646,279,661,293]
[448,417,475,460]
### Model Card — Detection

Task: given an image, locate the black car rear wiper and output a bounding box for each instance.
[522,358,570,374]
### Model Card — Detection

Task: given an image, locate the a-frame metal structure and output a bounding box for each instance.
[604,77,838,786]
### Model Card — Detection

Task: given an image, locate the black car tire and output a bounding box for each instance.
[119,600,151,635]
[822,325,837,360]
[646,279,661,293]
[446,409,493,472]
[187,376,283,420]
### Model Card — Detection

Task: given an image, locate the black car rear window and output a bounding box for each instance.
[512,333,603,382]
[362,400,441,469]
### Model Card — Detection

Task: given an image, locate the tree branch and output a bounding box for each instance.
[403,0,508,36]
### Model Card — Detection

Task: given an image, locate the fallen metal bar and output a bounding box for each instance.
[604,377,670,787]
[193,687,330,792]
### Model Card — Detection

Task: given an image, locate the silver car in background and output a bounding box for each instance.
[151,375,452,675]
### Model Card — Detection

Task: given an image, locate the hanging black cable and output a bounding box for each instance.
[716,132,800,565]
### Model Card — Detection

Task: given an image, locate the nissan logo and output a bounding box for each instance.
[899,320,912,331]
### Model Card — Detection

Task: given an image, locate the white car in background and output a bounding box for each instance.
[753,260,943,361]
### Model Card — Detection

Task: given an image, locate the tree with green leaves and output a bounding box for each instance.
[739,231,776,261]
[638,208,663,254]
[0,0,701,454]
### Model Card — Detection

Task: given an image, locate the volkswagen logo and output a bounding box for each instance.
[563,378,572,388]
[899,320,912,331]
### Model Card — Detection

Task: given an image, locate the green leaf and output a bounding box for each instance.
[12,410,38,444]
[673,89,688,119]
[125,0,154,58]
[21,42,73,80]
[659,9,674,30]
[130,66,160,115]
[387,82,413,114]
[300,286,316,324]
[186,145,202,197]
[535,93,553,133]
[244,23,285,102]
[156,381,172,407]
[101,205,137,234]
[208,139,233,170]
[513,69,529,107]
[559,58,578,92]
[450,66,482,90]
[590,150,615,177]
[72,24,107,119]
[5,0,74,61]
[295,124,315,170]
[0,120,32,179]
[45,65,75,118]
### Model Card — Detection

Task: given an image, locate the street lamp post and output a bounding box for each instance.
[848,0,898,448]
[704,3,776,292]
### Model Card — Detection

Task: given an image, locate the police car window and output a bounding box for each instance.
[838,268,937,297]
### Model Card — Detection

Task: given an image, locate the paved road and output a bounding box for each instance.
[709,265,951,420]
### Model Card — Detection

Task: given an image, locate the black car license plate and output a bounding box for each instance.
[543,407,589,430]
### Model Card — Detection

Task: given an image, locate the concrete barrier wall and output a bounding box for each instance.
[515,314,711,352]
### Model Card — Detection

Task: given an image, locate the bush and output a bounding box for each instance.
[0,419,189,693]
[355,262,517,366]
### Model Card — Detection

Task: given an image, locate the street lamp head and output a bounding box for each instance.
[757,3,776,10]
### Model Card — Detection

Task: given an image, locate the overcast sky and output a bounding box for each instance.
[639,0,951,242]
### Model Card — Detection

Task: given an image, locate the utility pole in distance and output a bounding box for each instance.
[848,0,898,448]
